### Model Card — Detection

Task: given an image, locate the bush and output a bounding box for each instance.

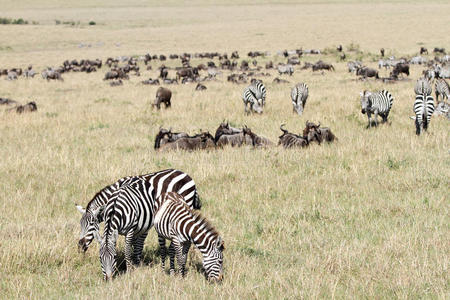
[0,17,30,25]
[88,21,96,26]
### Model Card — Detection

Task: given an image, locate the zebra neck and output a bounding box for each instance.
[188,218,217,255]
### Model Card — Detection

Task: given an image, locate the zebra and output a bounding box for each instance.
[360,90,394,128]
[242,79,266,114]
[291,83,309,116]
[76,169,201,253]
[99,178,152,280]
[414,77,432,96]
[153,192,224,282]
[414,79,435,135]
[435,78,449,103]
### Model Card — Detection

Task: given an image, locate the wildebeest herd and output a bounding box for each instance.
[2,45,449,282]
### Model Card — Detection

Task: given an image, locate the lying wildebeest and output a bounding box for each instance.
[153,87,172,109]
[312,61,334,72]
[390,63,409,78]
[277,64,294,76]
[242,126,273,147]
[110,80,123,86]
[154,127,189,149]
[356,66,379,79]
[273,77,289,84]
[265,61,274,69]
[0,97,17,105]
[433,47,445,54]
[7,101,37,114]
[163,78,178,84]
[42,69,64,81]
[195,83,207,91]
[103,69,127,80]
[420,47,428,55]
[158,132,215,152]
[142,78,160,85]
[278,124,308,148]
[303,121,337,145]
[214,121,249,147]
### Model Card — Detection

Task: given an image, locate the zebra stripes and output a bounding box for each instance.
[291,83,309,115]
[242,79,266,114]
[435,78,449,102]
[360,90,394,127]
[100,178,152,280]
[414,79,435,135]
[153,192,224,281]
[77,169,200,253]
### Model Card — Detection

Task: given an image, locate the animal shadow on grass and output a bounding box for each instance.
[114,247,160,277]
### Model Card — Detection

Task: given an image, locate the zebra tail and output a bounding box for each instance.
[193,190,202,210]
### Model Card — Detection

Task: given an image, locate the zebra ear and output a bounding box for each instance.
[75,204,86,214]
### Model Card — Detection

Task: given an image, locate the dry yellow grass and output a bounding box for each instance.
[0,1,449,299]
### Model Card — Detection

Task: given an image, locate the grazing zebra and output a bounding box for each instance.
[76,169,201,253]
[414,80,435,135]
[291,83,309,115]
[414,77,432,96]
[242,80,266,114]
[153,192,224,282]
[360,90,394,128]
[100,178,151,280]
[435,78,449,102]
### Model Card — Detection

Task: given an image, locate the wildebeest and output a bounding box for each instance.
[42,69,64,81]
[0,97,17,105]
[231,51,239,59]
[273,77,289,84]
[303,121,337,145]
[390,63,409,78]
[158,132,215,152]
[287,57,300,65]
[337,45,343,52]
[312,61,334,72]
[214,122,249,147]
[242,126,273,147]
[265,61,273,69]
[433,47,445,54]
[278,124,308,148]
[356,66,379,79]
[110,80,123,86]
[7,101,37,114]
[420,47,428,55]
[380,48,385,57]
[153,87,172,109]
[176,67,198,81]
[103,69,127,80]
[277,64,294,76]
[154,127,189,149]
[195,83,207,91]
[142,78,160,85]
[159,67,168,79]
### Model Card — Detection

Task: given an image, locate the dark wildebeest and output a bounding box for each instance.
[312,61,335,72]
[142,78,160,85]
[337,45,343,52]
[195,83,207,91]
[153,87,172,109]
[433,48,445,54]
[380,48,385,57]
[8,101,38,114]
[160,67,168,79]
[0,97,17,105]
[303,121,337,145]
[287,57,300,65]
[231,51,239,59]
[356,66,379,79]
[301,62,313,70]
[420,47,428,55]
[42,69,64,81]
[242,126,273,148]
[278,124,308,148]
[110,80,123,86]
[273,77,290,84]
[176,67,198,81]
[390,63,409,78]
[265,61,273,69]
[158,132,215,152]
[154,127,189,149]
[214,122,250,147]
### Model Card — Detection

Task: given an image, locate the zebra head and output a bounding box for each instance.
[76,204,103,252]
[204,236,225,282]
[293,102,304,115]
[252,99,264,114]
[360,91,372,114]
[100,229,118,281]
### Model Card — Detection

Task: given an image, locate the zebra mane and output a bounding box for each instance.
[191,209,220,239]
[86,185,114,212]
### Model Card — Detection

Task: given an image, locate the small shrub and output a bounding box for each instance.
[88,21,96,26]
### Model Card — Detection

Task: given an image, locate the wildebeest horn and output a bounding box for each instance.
[280,124,288,133]
[317,122,321,128]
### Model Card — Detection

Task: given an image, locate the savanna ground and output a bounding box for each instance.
[0,0,449,298]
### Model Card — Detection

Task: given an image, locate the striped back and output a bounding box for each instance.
[414,94,435,135]
[291,83,309,106]
[243,86,263,114]
[154,192,224,281]
[249,79,266,105]
[77,169,200,252]
[414,78,432,96]
[367,90,394,114]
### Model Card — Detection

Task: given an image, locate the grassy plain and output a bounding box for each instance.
[0,1,449,299]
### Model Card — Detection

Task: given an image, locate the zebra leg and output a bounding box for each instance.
[168,241,176,275]
[125,231,135,271]
[423,114,429,132]
[158,235,167,270]
[180,242,191,277]
[132,231,148,266]
[415,117,421,135]
[366,113,372,128]
[373,111,379,127]
[171,239,185,276]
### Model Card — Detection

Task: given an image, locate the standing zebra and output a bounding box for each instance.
[76,169,201,253]
[291,83,309,115]
[242,79,266,114]
[360,90,394,128]
[435,78,449,103]
[414,79,435,135]
[99,178,152,280]
[153,192,225,282]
